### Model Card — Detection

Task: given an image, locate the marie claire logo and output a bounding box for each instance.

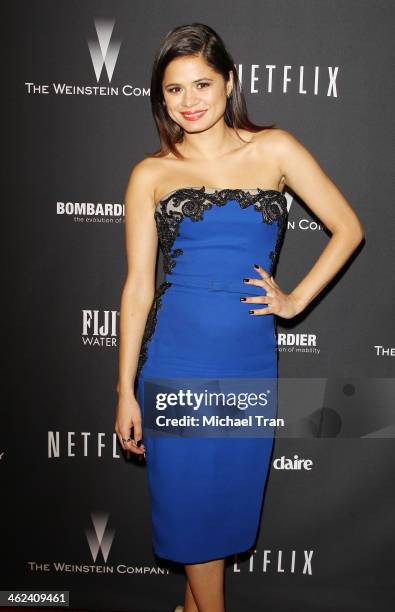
[277,332,320,355]
[273,454,314,470]
[57,200,125,223]
[82,310,119,346]
[88,18,121,83]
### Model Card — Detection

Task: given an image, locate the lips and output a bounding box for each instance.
[181,110,207,121]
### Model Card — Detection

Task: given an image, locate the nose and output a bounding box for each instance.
[182,88,199,107]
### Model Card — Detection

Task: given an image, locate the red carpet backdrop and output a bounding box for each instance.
[4,1,395,611]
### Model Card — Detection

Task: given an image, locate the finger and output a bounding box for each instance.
[123,437,144,455]
[249,305,275,315]
[244,276,272,288]
[119,425,145,454]
[240,295,268,304]
[243,277,265,288]
[117,431,132,451]
[132,419,145,452]
[261,274,273,285]
[253,263,273,284]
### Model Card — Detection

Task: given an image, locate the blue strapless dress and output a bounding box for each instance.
[136,186,288,564]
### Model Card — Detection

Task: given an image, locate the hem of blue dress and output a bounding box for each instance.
[153,540,256,565]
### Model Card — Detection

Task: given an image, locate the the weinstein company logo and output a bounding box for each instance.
[27,510,169,573]
[25,17,148,97]
[87,18,121,83]
[82,309,119,347]
[86,512,114,563]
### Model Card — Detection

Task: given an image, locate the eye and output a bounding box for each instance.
[166,82,211,94]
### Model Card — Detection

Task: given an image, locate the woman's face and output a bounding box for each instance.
[162,54,233,133]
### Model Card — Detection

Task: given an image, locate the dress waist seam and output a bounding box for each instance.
[165,274,263,295]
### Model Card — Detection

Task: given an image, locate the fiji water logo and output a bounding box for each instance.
[82,309,119,347]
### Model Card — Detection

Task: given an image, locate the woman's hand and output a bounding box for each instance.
[115,390,146,456]
[242,263,305,319]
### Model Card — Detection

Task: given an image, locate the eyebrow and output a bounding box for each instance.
[164,78,214,87]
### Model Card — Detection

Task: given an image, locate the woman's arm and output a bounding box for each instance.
[248,130,365,319]
[280,130,365,312]
[115,160,158,455]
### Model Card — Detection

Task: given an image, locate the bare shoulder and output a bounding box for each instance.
[124,157,162,208]
[126,157,159,191]
[252,127,300,155]
[251,128,316,182]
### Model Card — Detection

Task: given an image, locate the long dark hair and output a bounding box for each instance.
[146,23,276,159]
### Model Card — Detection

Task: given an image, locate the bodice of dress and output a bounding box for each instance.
[136,186,288,379]
[154,186,288,289]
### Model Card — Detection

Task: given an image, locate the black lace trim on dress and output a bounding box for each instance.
[136,280,172,379]
[154,187,288,275]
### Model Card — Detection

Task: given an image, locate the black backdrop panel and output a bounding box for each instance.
[4,1,395,611]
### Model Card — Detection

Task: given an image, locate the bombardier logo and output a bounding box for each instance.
[87,17,121,83]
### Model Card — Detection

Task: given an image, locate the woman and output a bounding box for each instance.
[115,23,364,612]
